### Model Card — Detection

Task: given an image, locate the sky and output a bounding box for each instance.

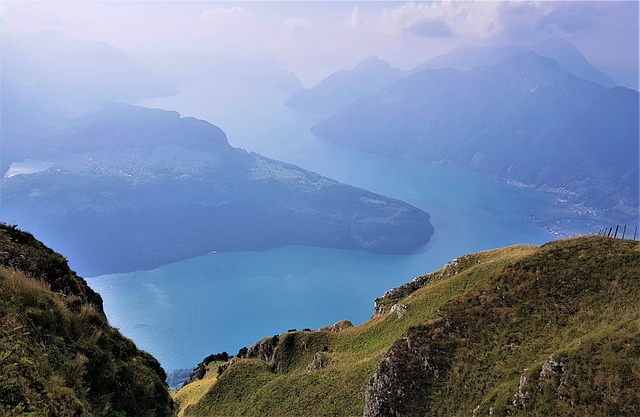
[1,1,638,86]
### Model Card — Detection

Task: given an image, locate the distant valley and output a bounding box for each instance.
[2,4,638,416]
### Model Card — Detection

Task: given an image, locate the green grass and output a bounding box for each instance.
[174,361,224,417]
[177,237,640,417]
[364,237,640,417]
[0,224,173,417]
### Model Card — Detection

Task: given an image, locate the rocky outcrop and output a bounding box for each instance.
[307,352,330,371]
[238,330,331,375]
[363,319,455,417]
[512,374,531,411]
[319,320,354,333]
[372,275,431,318]
[247,335,281,365]
[389,303,408,318]
[372,257,464,318]
[539,355,565,379]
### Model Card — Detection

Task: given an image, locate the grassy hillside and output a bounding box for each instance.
[172,361,225,417]
[177,236,639,417]
[0,224,173,416]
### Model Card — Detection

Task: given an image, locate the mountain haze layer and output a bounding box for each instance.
[415,41,616,89]
[311,52,638,222]
[0,30,176,173]
[2,105,433,275]
[1,31,434,276]
[285,41,619,120]
[1,30,177,104]
[286,55,406,115]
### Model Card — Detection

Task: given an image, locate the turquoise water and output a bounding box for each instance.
[90,247,430,370]
[89,81,563,371]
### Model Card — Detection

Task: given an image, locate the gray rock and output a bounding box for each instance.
[390,304,408,318]
[307,352,329,371]
[539,355,565,379]
[512,373,530,410]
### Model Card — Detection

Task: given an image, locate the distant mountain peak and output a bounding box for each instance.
[3,30,177,105]
[415,41,616,88]
[414,43,522,72]
[286,55,405,114]
[361,55,384,62]
[499,50,562,71]
[531,39,616,88]
[353,55,395,71]
[311,47,637,220]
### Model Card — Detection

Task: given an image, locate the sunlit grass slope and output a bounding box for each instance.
[177,237,639,417]
[0,224,173,416]
[173,361,223,417]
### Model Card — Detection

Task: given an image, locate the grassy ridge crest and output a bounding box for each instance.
[178,237,639,417]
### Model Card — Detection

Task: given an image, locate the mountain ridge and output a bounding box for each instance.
[176,235,640,416]
[2,225,637,416]
[413,41,616,89]
[311,51,638,223]
[2,30,177,103]
[286,55,406,115]
[2,105,434,276]
[285,40,621,119]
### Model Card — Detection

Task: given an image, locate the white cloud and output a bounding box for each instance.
[381,1,554,41]
[392,1,623,43]
[0,1,92,35]
[283,17,312,33]
[382,1,444,34]
[1,1,635,86]
[199,6,247,22]
[345,6,362,29]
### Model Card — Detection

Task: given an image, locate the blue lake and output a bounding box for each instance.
[89,81,576,371]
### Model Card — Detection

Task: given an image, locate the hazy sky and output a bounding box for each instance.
[1,1,638,86]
